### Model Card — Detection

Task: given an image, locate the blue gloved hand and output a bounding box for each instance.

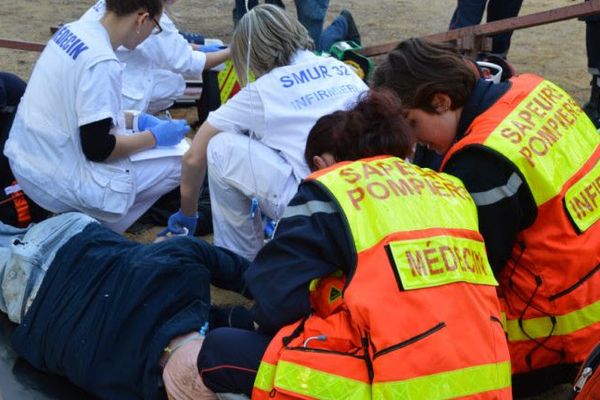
[149,119,190,147]
[157,209,198,237]
[137,112,161,132]
[199,44,227,53]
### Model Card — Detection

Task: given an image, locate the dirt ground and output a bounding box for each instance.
[0,1,590,398]
[0,0,593,102]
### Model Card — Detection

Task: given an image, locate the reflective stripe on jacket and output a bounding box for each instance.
[441,74,600,373]
[253,156,512,399]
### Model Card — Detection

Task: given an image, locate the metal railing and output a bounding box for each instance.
[2,0,600,59]
[359,0,600,58]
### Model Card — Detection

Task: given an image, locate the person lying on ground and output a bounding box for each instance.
[0,90,512,399]
[163,4,367,260]
[373,37,600,396]
[193,90,511,399]
[4,0,191,233]
[0,212,249,400]
[80,0,230,113]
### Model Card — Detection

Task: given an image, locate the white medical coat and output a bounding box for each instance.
[80,0,207,112]
[4,20,135,222]
[207,50,368,182]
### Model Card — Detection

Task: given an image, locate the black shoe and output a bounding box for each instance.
[340,9,361,46]
[179,31,204,45]
[583,76,600,128]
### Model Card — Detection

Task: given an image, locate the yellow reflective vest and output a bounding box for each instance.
[441,74,600,374]
[253,156,512,399]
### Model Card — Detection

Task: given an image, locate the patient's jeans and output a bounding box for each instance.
[0,213,95,323]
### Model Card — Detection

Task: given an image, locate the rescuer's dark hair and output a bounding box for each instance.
[305,89,414,171]
[106,0,163,18]
[372,37,478,113]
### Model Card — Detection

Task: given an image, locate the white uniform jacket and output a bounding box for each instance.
[4,20,136,222]
[80,0,207,112]
[207,50,368,182]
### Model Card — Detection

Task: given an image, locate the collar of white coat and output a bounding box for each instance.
[289,49,319,65]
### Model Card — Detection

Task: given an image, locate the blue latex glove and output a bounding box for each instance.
[158,210,198,237]
[137,113,161,131]
[149,119,190,147]
[199,44,227,53]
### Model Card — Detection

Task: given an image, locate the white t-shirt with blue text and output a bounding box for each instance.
[207,50,368,182]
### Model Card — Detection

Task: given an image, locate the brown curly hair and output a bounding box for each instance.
[304,89,414,171]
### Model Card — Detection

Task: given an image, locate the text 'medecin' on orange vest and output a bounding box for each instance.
[253,156,511,399]
[441,74,600,374]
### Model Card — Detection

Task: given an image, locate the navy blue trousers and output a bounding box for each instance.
[232,0,334,51]
[449,0,523,56]
[586,21,600,73]
[198,327,271,396]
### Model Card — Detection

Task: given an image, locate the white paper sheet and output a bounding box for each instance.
[129,139,190,162]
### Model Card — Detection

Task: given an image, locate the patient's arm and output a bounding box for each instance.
[188,238,252,298]
[245,183,353,334]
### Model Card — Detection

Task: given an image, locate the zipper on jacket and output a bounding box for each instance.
[574,367,593,393]
[549,262,600,301]
[373,322,446,359]
[286,345,365,359]
[362,334,374,382]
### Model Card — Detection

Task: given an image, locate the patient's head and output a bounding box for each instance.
[304,89,415,171]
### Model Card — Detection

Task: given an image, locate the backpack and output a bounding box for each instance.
[0,72,50,227]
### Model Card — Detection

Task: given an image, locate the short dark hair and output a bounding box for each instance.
[105,0,163,18]
[372,38,478,113]
[304,90,414,171]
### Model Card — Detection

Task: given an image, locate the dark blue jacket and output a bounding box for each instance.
[246,182,352,334]
[12,223,247,400]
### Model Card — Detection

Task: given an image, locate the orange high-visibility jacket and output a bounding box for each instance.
[441,74,600,374]
[253,156,512,399]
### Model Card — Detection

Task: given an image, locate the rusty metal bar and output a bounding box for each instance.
[2,0,600,58]
[359,0,600,57]
[0,38,45,52]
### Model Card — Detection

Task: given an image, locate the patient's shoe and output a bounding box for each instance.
[180,31,205,45]
[340,10,361,46]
